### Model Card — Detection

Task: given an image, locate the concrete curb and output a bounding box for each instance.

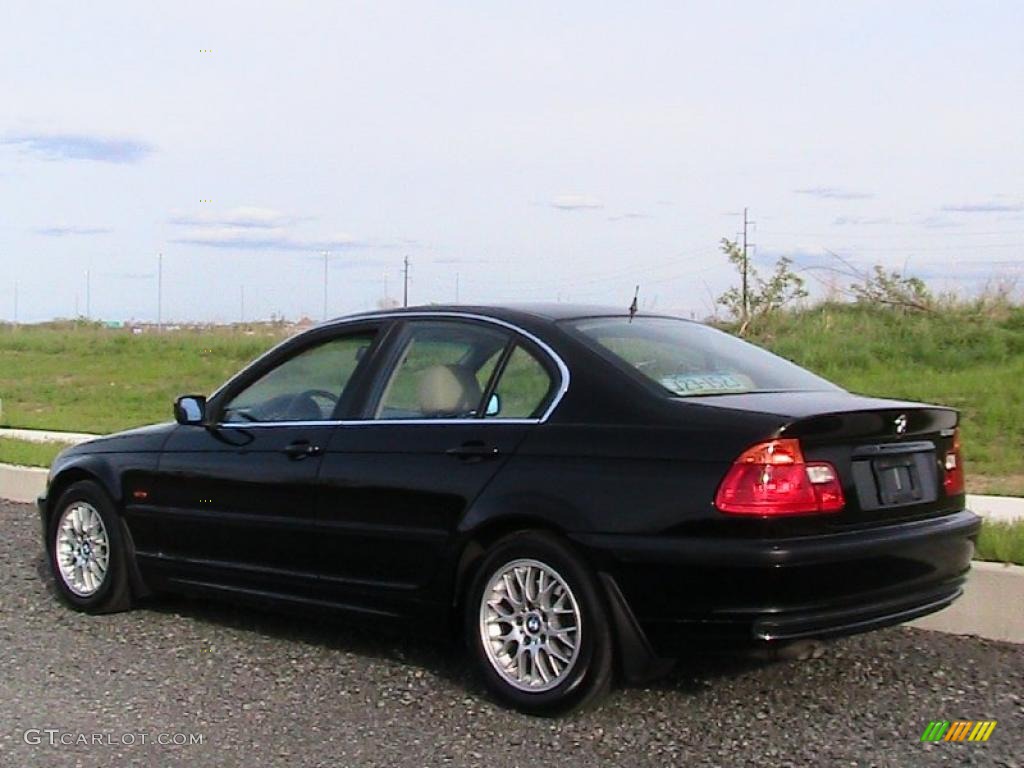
[967,494,1024,523]
[0,427,97,445]
[910,561,1024,644]
[0,463,47,504]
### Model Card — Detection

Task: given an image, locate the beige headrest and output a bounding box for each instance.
[417,365,481,416]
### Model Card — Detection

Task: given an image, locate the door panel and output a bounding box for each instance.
[316,423,533,592]
[140,424,336,588]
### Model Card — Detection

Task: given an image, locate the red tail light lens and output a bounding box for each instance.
[943,429,965,496]
[715,438,845,516]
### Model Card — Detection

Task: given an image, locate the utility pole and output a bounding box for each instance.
[322,251,329,320]
[741,207,749,326]
[157,253,163,332]
[402,255,410,308]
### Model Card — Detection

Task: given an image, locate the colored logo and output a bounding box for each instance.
[920,721,997,742]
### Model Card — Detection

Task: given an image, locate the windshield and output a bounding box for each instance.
[566,317,840,397]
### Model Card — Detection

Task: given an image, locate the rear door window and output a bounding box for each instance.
[485,345,554,419]
[374,322,510,419]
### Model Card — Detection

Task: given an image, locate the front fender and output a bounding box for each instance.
[45,454,124,517]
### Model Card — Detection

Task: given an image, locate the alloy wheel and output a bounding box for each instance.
[55,502,110,597]
[479,558,582,692]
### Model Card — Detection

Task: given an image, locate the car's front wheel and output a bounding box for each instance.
[465,531,613,715]
[48,480,133,614]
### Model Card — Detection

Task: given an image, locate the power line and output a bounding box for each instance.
[448,250,722,294]
[760,228,1024,239]
[761,242,1023,254]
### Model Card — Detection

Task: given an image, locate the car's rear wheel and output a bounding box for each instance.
[48,480,133,614]
[465,531,613,715]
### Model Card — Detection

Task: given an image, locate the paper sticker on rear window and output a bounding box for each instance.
[658,372,755,396]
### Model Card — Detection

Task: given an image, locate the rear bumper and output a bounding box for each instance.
[575,509,980,654]
[750,581,962,641]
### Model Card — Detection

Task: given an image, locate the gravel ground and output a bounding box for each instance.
[1,500,1021,768]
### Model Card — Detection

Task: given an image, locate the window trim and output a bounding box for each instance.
[213,312,569,427]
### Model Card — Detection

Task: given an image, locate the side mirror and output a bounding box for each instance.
[174,395,207,425]
[485,392,501,417]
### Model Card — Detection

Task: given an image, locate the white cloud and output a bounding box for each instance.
[941,201,1024,213]
[795,187,875,201]
[832,216,891,226]
[169,207,294,229]
[549,194,604,211]
[169,207,360,250]
[3,132,153,163]
[33,224,112,236]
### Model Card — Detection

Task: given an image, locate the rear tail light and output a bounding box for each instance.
[714,438,845,516]
[943,429,965,496]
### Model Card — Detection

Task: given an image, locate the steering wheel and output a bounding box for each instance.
[285,389,339,421]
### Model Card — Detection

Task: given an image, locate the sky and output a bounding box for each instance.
[1,0,1022,323]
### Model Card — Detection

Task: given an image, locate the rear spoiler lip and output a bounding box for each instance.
[671,390,955,419]
[776,404,959,443]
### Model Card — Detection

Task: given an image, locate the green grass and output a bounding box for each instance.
[1,304,1023,492]
[0,438,68,468]
[741,303,1024,495]
[0,322,284,433]
[974,520,1024,566]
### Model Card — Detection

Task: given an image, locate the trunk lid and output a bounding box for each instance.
[691,391,964,526]
[782,401,962,526]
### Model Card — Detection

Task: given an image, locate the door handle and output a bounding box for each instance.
[283,440,322,459]
[445,442,500,461]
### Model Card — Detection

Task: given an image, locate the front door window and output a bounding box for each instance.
[222,332,376,423]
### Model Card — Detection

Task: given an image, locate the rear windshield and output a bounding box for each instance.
[566,317,840,397]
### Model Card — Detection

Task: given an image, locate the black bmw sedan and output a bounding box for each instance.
[40,304,980,714]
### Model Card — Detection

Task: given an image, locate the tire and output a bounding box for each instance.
[465,531,613,715]
[47,480,133,614]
